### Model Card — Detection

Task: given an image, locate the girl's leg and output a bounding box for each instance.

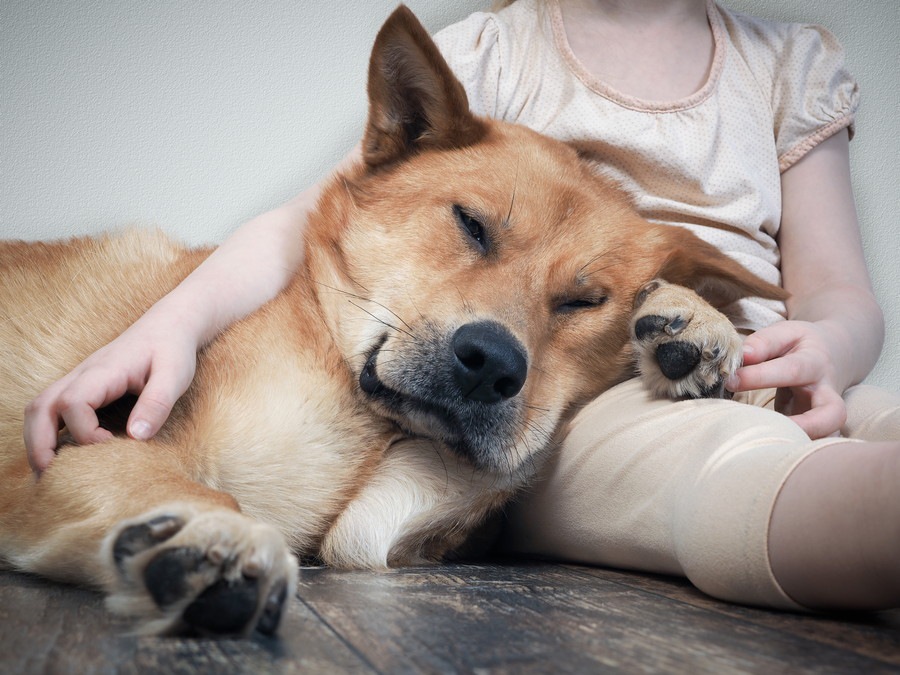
[501,379,824,610]
[769,440,900,609]
[770,385,900,609]
[842,384,900,442]
[502,379,900,611]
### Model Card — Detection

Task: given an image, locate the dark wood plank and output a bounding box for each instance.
[296,562,900,674]
[567,563,900,666]
[3,562,899,674]
[0,570,372,674]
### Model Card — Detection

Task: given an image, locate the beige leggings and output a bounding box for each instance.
[500,380,900,610]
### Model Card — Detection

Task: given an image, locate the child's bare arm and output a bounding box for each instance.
[24,147,362,473]
[726,130,885,438]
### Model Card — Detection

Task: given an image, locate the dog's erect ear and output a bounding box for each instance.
[363,5,487,168]
[654,227,788,307]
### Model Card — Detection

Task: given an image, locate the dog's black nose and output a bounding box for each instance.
[451,321,527,403]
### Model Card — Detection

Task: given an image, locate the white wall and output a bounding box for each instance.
[2,1,897,391]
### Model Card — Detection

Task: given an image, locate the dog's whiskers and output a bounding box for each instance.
[578,243,628,280]
[453,285,475,318]
[348,301,417,341]
[503,158,519,228]
[315,281,412,332]
[517,417,553,479]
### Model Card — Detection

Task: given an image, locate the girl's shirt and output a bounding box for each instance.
[433,0,858,331]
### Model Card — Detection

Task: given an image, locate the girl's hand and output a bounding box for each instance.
[24,318,198,474]
[725,320,847,440]
[20,156,342,476]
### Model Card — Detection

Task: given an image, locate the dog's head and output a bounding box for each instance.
[306,6,784,477]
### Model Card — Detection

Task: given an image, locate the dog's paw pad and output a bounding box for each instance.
[655,340,701,380]
[113,515,184,568]
[182,577,261,635]
[143,546,210,608]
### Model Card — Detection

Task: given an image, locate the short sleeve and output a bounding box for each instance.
[432,13,504,119]
[773,24,859,172]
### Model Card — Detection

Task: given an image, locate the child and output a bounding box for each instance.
[24,0,899,611]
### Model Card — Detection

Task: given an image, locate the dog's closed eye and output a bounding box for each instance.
[555,296,608,313]
[453,205,489,253]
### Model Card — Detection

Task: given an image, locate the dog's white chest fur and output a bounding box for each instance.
[194,325,394,555]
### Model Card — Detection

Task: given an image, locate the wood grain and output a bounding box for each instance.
[568,563,900,667]
[296,562,900,674]
[0,570,371,674]
[2,562,898,674]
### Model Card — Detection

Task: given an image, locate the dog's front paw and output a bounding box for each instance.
[104,506,298,636]
[631,280,743,399]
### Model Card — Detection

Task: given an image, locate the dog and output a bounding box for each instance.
[0,6,785,637]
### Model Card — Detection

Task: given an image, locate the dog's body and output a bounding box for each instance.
[0,7,784,636]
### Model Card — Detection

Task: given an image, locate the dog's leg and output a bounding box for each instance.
[631,280,744,399]
[0,440,297,636]
[319,438,510,569]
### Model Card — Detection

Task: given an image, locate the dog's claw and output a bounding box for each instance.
[256,579,289,636]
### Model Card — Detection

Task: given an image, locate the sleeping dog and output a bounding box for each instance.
[0,6,784,636]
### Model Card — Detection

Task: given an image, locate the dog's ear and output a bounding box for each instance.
[653,226,788,307]
[363,5,487,168]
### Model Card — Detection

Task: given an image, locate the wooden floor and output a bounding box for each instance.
[2,561,898,674]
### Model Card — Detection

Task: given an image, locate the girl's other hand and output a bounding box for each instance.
[725,320,847,439]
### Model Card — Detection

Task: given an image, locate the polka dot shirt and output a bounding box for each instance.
[433,0,859,331]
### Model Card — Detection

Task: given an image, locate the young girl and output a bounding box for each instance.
[24,0,899,611]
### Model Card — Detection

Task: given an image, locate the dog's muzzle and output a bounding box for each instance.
[358,320,529,471]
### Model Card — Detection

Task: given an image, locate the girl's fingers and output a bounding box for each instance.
[58,401,114,446]
[55,371,128,444]
[23,398,63,474]
[785,389,847,439]
[127,357,194,440]
[727,352,818,392]
[739,322,805,366]
[24,368,130,474]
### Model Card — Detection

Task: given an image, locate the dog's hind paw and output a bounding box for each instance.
[104,506,298,636]
[631,280,743,400]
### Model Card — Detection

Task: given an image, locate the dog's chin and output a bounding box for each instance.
[358,359,525,475]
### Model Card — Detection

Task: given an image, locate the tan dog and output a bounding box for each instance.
[0,7,784,637]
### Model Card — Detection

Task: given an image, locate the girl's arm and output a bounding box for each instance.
[726,130,885,439]
[24,147,361,473]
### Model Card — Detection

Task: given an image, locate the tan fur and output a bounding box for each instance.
[0,7,784,636]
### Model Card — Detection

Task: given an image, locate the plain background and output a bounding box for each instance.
[2,0,897,391]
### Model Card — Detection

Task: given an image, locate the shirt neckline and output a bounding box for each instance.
[547,0,726,113]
